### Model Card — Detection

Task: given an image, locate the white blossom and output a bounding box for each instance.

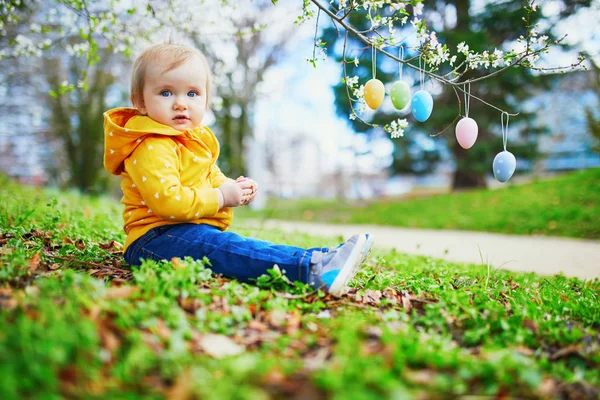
[353,84,365,99]
[429,31,438,47]
[413,3,424,16]
[346,75,359,87]
[457,42,469,54]
[385,118,409,138]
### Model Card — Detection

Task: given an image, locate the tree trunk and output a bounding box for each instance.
[234,100,249,178]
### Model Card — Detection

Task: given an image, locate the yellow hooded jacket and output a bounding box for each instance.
[103,108,233,252]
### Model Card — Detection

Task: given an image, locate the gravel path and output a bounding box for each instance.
[248,220,600,280]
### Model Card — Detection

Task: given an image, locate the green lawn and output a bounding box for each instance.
[236,168,600,240]
[1,176,599,399]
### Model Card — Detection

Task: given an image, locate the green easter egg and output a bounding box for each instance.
[390,80,411,110]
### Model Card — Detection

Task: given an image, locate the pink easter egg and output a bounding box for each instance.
[455,117,478,149]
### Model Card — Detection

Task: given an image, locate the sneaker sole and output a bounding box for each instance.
[355,234,374,275]
[328,234,367,297]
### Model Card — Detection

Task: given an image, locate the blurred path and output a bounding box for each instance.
[246,220,600,280]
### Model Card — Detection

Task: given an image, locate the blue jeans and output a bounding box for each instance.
[124,223,328,283]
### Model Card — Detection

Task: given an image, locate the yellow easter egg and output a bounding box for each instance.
[364,79,385,110]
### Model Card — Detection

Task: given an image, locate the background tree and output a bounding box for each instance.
[585,59,600,154]
[44,53,116,193]
[0,0,139,191]
[1,0,590,192]
[189,0,298,177]
[320,0,590,189]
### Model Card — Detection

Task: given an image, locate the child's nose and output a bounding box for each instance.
[173,99,188,110]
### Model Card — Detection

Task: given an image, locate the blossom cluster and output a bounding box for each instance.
[384,118,409,139]
[343,75,368,119]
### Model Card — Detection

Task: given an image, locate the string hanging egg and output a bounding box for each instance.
[411,90,433,122]
[391,81,411,110]
[390,46,411,110]
[456,118,478,149]
[363,46,385,110]
[411,55,433,122]
[455,83,478,149]
[364,79,385,110]
[493,113,517,182]
[493,151,516,182]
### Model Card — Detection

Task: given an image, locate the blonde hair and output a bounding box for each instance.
[130,43,212,109]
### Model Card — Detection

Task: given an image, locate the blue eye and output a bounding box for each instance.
[160,90,172,97]
[188,91,198,97]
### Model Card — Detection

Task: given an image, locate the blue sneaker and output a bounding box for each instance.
[308,234,367,297]
[333,233,374,276]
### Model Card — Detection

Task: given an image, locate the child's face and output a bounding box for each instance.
[138,55,207,131]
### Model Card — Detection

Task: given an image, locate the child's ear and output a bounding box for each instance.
[131,94,146,115]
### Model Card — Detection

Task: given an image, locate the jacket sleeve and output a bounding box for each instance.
[126,137,220,221]
[209,163,233,188]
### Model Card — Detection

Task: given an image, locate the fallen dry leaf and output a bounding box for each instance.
[405,369,437,385]
[303,347,331,371]
[522,318,538,333]
[178,297,202,313]
[358,289,382,305]
[549,344,583,361]
[0,287,17,310]
[247,319,269,331]
[198,334,245,358]
[155,320,171,341]
[99,240,123,251]
[98,320,121,356]
[163,368,193,400]
[28,253,41,273]
[171,257,185,270]
[536,378,558,398]
[401,294,412,312]
[515,345,535,357]
[142,332,164,355]
[286,310,301,336]
[268,310,287,328]
[104,285,139,300]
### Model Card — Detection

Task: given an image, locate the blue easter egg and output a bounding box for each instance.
[411,90,434,122]
[493,150,516,182]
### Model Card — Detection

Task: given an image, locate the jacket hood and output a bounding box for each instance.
[103,107,183,175]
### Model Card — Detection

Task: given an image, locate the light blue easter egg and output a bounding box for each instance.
[411,90,434,122]
[493,150,516,182]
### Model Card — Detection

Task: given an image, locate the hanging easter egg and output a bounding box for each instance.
[390,80,411,110]
[411,90,433,122]
[493,151,516,182]
[455,117,478,149]
[364,79,385,110]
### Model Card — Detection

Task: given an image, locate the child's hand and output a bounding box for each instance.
[236,176,258,205]
[218,181,245,207]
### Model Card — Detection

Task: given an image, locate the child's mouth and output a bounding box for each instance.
[173,115,189,120]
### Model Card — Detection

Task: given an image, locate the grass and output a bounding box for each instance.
[1,175,599,399]
[235,168,600,240]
